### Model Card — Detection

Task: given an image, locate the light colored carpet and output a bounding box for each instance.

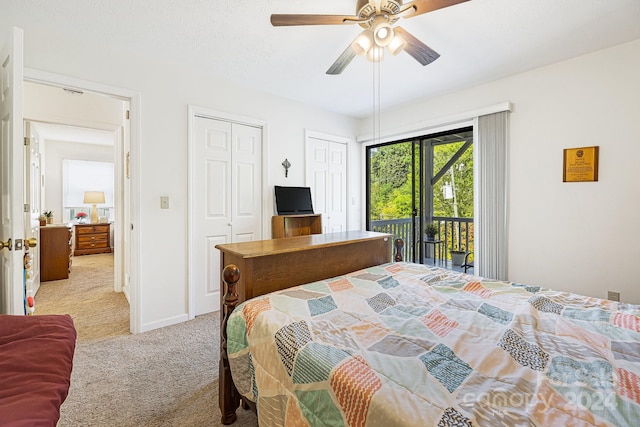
[36,253,258,426]
[36,253,129,342]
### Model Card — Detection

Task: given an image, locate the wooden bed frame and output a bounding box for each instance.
[215,231,402,424]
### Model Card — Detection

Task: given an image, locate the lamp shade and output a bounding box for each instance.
[351,30,374,56]
[372,16,394,47]
[83,191,105,204]
[388,33,407,56]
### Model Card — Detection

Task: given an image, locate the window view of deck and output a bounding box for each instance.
[367,128,474,270]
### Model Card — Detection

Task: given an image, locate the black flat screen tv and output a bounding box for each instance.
[274,186,314,215]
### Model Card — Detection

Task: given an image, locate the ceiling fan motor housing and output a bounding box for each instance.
[356,0,402,28]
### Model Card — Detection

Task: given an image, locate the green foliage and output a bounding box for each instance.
[369,143,413,220]
[368,139,474,221]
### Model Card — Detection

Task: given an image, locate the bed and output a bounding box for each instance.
[0,314,77,426]
[216,232,640,426]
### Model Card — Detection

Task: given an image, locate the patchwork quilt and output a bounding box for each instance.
[226,262,640,426]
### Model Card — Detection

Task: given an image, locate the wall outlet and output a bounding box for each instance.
[607,291,620,302]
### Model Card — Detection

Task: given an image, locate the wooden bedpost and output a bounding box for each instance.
[220,264,241,425]
[394,238,404,262]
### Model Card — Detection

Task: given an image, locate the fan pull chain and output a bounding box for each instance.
[372,48,381,146]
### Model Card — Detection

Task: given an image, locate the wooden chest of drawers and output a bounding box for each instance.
[40,225,73,282]
[74,223,112,256]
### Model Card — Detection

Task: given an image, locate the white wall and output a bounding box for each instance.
[0,18,360,331]
[24,81,124,126]
[360,39,640,304]
[42,140,114,224]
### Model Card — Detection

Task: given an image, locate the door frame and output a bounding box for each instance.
[26,120,122,287]
[186,105,268,319]
[23,68,142,333]
[24,120,41,297]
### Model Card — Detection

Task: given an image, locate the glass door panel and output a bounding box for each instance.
[367,141,417,262]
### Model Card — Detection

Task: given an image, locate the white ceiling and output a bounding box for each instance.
[10,0,640,118]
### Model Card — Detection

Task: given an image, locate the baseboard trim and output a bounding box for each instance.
[140,313,189,333]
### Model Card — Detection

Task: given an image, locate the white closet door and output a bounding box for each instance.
[191,116,262,316]
[231,123,262,244]
[327,142,347,232]
[307,138,328,228]
[193,117,233,316]
[306,136,347,233]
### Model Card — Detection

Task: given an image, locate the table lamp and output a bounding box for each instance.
[83,191,105,224]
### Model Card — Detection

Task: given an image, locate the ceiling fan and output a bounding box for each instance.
[271,0,470,75]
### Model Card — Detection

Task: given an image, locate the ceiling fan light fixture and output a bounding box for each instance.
[387,32,407,55]
[372,16,394,47]
[351,30,374,56]
[367,46,384,62]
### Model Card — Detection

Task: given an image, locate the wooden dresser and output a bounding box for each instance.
[74,223,112,256]
[40,225,73,282]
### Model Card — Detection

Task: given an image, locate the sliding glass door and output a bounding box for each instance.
[366,127,474,266]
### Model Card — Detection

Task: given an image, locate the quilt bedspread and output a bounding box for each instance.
[226,262,640,426]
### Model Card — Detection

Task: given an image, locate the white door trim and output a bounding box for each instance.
[24,68,142,334]
[187,105,268,319]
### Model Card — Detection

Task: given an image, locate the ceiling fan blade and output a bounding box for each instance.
[271,14,363,26]
[400,0,470,19]
[393,27,440,66]
[326,45,357,75]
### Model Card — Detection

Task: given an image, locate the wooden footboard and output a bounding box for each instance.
[216,232,402,424]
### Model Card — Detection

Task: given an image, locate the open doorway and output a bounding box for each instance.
[24,80,132,337]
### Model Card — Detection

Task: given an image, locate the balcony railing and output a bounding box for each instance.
[369,218,413,261]
[370,216,474,266]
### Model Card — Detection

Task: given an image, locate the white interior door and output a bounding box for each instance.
[190,115,262,316]
[0,27,25,314]
[327,142,347,232]
[305,135,347,233]
[307,139,327,225]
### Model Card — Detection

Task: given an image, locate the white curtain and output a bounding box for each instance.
[476,111,509,280]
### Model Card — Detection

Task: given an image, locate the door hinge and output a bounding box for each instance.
[24,137,30,146]
[126,110,130,120]
[24,204,30,213]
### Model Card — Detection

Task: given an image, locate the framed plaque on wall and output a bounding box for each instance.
[563,146,599,182]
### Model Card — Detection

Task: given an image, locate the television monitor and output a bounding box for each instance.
[274,186,314,215]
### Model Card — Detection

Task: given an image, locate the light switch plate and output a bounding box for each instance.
[160,196,169,209]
